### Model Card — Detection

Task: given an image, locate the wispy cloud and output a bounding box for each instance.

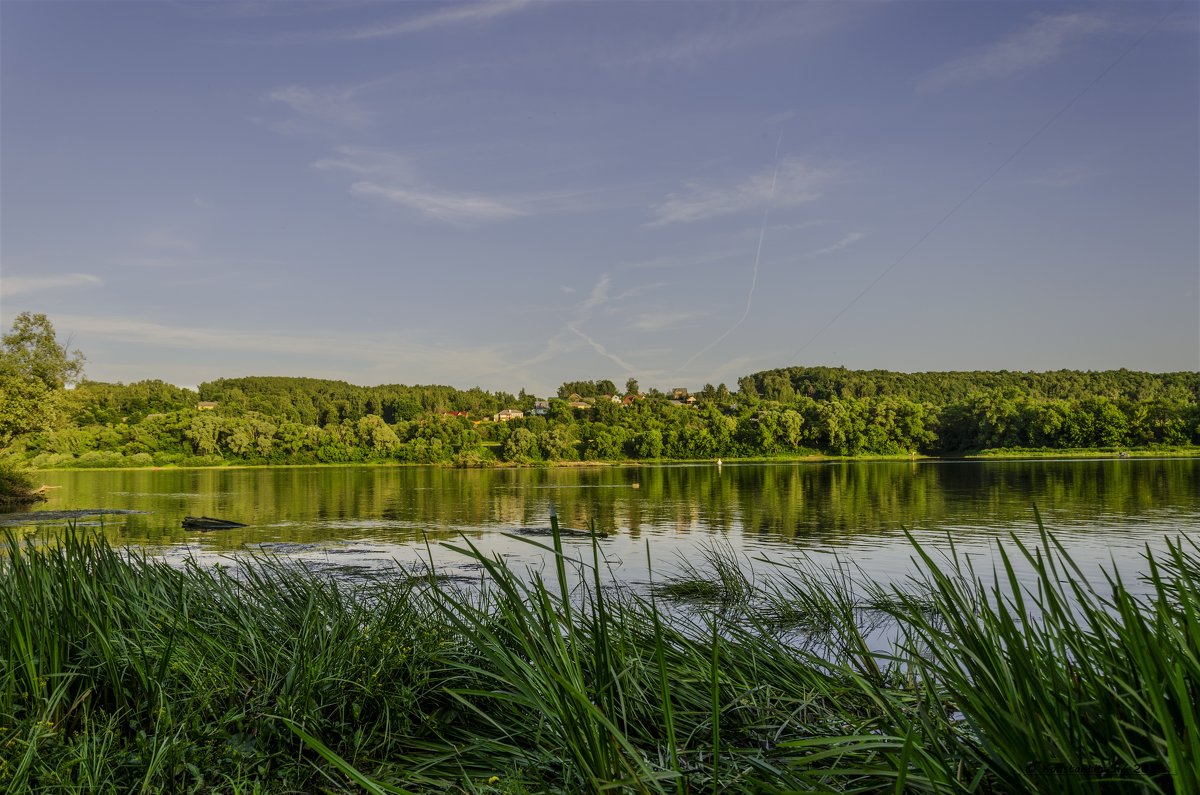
[350,182,528,222]
[809,231,865,257]
[332,0,533,41]
[316,145,593,223]
[919,12,1109,93]
[619,4,861,66]
[648,158,837,227]
[580,274,611,310]
[313,146,409,178]
[58,313,517,384]
[1,273,102,298]
[267,84,372,129]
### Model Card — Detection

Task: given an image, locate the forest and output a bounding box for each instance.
[8,370,1199,469]
[0,313,1195,469]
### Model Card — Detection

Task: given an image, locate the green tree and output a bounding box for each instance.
[0,312,85,389]
[502,427,539,462]
[538,426,578,461]
[635,428,663,459]
[0,313,86,447]
[625,377,639,396]
[186,413,224,456]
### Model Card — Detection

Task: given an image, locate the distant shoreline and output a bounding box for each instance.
[24,446,1200,473]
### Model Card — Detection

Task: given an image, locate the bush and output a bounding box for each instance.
[0,459,44,505]
[75,450,125,468]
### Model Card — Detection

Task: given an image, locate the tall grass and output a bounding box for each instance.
[0,513,1196,793]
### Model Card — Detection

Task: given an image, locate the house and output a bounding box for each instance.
[530,400,550,416]
[671,388,689,400]
[196,401,218,411]
[567,400,590,410]
[494,409,524,422]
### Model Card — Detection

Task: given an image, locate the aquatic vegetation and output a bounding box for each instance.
[0,514,1196,793]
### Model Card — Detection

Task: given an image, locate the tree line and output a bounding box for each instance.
[1,313,1197,469]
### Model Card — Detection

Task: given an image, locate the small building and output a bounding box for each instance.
[196,401,218,411]
[567,401,590,410]
[530,400,550,416]
[671,388,689,400]
[494,409,524,422]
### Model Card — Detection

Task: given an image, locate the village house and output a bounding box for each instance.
[494,408,524,422]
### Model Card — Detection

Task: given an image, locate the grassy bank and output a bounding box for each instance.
[2,517,1197,793]
[21,445,1200,473]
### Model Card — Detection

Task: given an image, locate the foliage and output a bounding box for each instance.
[0,313,89,449]
[0,312,85,390]
[0,459,45,506]
[741,365,1200,405]
[557,379,618,399]
[3,356,1198,468]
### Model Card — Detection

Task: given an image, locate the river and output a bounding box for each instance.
[6,458,1198,591]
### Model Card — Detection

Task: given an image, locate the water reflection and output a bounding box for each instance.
[7,459,1198,588]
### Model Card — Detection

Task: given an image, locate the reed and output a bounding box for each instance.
[0,513,1195,793]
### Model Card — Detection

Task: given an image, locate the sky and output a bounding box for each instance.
[2,0,1197,396]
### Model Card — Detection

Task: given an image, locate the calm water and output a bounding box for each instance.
[6,459,1199,589]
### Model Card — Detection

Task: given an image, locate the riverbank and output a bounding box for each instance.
[1,517,1195,793]
[15,444,1200,474]
[968,445,1200,459]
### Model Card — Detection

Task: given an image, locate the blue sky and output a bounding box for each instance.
[2,1,1196,395]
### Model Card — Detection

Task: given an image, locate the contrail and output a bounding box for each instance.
[567,323,638,372]
[676,128,784,373]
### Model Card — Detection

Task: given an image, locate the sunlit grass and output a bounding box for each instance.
[1,513,1196,792]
